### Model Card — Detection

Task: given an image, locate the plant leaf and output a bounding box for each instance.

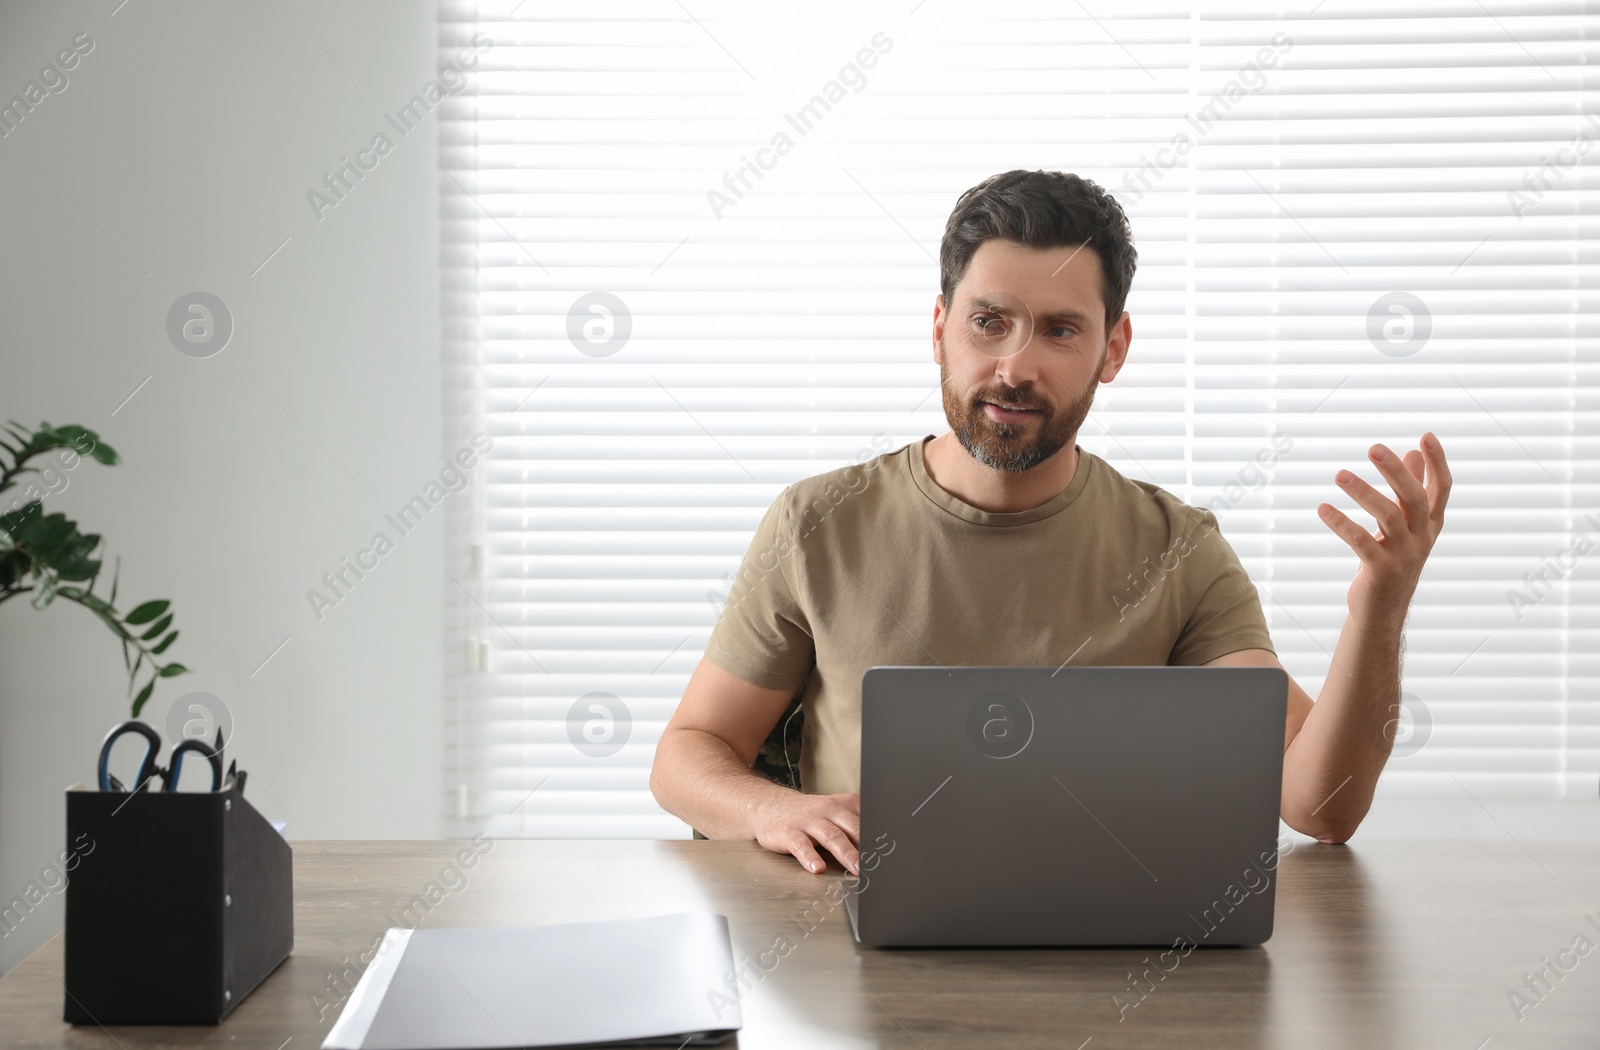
[31,574,56,610]
[2,423,33,450]
[125,599,169,625]
[151,630,179,655]
[56,425,119,466]
[132,679,155,718]
[87,604,133,641]
[0,556,23,591]
[94,609,134,642]
[157,662,188,678]
[60,587,113,614]
[140,613,173,640]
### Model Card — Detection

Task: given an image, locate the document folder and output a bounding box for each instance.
[323,911,742,1049]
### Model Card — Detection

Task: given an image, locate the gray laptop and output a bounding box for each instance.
[845,666,1288,948]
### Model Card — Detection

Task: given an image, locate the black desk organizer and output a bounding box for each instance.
[63,777,293,1024]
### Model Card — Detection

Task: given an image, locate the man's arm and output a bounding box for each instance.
[1208,645,1391,844]
[650,657,862,875]
[1210,433,1451,844]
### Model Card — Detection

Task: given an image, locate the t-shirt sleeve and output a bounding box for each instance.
[1168,508,1277,666]
[703,487,816,690]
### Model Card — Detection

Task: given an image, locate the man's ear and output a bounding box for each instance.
[932,294,946,366]
[1099,311,1132,383]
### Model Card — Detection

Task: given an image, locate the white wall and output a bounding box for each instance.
[0,0,444,974]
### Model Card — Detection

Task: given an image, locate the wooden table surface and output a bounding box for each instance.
[2,837,1597,1049]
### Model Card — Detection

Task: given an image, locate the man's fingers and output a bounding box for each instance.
[1355,447,1427,537]
[1423,431,1452,528]
[1318,503,1382,560]
[810,821,860,875]
[829,805,861,846]
[1336,470,1407,538]
[757,793,867,874]
[1403,449,1425,485]
[784,832,828,874]
[1368,443,1429,524]
[823,793,862,845]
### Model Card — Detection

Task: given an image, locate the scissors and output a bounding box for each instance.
[96,720,225,793]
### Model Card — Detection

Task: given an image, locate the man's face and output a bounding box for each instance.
[934,238,1128,473]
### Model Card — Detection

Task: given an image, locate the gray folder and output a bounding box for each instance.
[322,912,741,1049]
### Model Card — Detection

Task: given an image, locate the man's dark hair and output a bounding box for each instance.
[939,169,1137,338]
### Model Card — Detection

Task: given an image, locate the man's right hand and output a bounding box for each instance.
[652,658,866,876]
[753,791,861,875]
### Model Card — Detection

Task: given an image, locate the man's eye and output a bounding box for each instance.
[974,316,1003,331]
[1048,326,1074,339]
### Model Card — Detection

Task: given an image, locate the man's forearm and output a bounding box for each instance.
[1281,610,1405,841]
[650,727,798,838]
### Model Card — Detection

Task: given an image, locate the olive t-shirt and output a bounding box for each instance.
[704,435,1277,796]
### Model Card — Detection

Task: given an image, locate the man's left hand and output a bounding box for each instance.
[1318,432,1452,627]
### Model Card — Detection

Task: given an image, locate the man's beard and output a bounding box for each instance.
[939,343,1105,473]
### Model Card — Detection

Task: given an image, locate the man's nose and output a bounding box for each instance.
[992,336,1047,390]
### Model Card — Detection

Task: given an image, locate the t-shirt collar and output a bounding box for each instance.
[908,434,1094,527]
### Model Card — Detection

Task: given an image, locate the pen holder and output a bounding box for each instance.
[63,777,293,1024]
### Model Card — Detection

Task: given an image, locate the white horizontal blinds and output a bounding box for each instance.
[439,0,1598,839]
[1188,3,1597,797]
[437,1,1195,836]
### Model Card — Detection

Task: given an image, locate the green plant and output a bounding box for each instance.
[0,421,188,716]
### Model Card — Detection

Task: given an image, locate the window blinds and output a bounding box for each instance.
[438,1,1599,838]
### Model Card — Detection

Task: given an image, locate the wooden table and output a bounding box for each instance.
[3,838,1597,1049]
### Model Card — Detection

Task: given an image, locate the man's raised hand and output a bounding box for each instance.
[1318,431,1452,624]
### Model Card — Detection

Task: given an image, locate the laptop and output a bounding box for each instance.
[845,666,1288,948]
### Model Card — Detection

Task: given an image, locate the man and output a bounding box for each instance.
[650,169,1451,876]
